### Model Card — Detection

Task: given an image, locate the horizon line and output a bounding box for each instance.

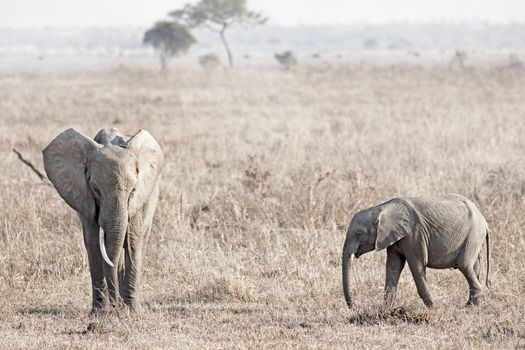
[2,18,525,29]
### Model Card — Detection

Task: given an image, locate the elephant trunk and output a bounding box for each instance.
[100,203,128,305]
[342,238,354,308]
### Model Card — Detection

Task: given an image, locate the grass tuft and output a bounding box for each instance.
[348,306,431,326]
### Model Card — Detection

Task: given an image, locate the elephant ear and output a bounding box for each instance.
[43,128,100,218]
[125,130,164,216]
[375,200,414,251]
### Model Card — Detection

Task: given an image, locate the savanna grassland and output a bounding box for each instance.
[0,52,524,349]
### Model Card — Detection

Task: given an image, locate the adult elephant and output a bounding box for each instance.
[342,195,490,308]
[43,128,164,314]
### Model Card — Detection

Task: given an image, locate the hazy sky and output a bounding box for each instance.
[1,0,525,27]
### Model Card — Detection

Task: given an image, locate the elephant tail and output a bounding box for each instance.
[485,226,491,288]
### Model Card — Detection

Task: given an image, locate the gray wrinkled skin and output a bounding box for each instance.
[43,128,164,314]
[342,194,490,308]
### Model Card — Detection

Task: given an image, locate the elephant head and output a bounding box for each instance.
[43,128,163,306]
[342,199,414,308]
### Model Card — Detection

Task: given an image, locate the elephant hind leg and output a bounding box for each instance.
[473,254,482,283]
[459,265,483,306]
[458,236,485,305]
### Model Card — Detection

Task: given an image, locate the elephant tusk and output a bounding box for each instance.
[99,227,114,267]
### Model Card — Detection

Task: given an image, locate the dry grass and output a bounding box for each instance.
[0,52,525,348]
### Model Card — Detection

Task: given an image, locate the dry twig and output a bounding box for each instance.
[12,148,51,186]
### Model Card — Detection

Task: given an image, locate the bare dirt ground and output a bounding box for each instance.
[0,52,524,348]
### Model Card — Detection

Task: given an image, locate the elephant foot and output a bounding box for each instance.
[129,302,144,313]
[466,288,482,306]
[466,296,480,306]
[89,300,109,317]
[89,307,106,317]
[123,298,143,313]
[423,299,434,308]
[384,290,397,306]
[131,304,144,314]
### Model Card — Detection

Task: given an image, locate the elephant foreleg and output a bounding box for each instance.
[121,224,145,311]
[121,183,159,312]
[85,243,108,314]
[407,258,433,307]
[384,249,406,305]
[118,249,126,298]
[81,216,107,315]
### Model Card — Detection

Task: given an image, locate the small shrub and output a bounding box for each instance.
[198,53,221,70]
[449,49,468,70]
[195,277,256,302]
[274,51,298,70]
[85,321,107,334]
[348,306,431,326]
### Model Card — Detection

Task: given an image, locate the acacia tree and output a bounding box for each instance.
[170,0,266,67]
[143,21,196,72]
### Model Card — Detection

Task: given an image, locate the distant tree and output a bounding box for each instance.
[170,0,267,67]
[143,21,196,72]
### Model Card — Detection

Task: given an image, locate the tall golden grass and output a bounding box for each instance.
[0,53,524,348]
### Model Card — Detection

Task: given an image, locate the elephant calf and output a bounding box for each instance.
[342,195,490,308]
[43,128,164,314]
